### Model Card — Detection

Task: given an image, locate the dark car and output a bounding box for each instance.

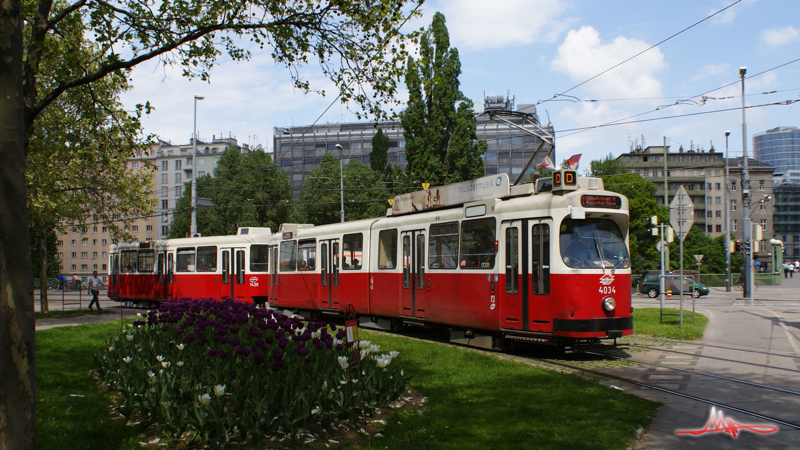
[637,272,709,298]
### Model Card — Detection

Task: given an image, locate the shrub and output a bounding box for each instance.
[94,298,406,447]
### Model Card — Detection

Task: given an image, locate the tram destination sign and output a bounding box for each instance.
[580,195,621,209]
[669,185,694,242]
[390,174,510,215]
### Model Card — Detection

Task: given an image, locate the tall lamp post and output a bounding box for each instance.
[190,95,205,237]
[739,66,753,301]
[335,144,344,223]
[724,130,731,291]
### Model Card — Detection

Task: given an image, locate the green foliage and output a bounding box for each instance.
[601,174,665,273]
[94,300,406,447]
[297,153,391,225]
[30,221,60,278]
[589,153,629,177]
[400,12,486,186]
[169,148,292,238]
[668,226,741,274]
[370,128,392,180]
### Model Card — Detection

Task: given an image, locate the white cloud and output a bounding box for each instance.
[760,26,800,46]
[550,26,667,101]
[690,63,730,81]
[434,0,573,50]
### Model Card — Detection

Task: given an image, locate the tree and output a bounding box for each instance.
[601,173,666,274]
[370,128,391,181]
[25,14,154,313]
[297,153,390,225]
[1,1,423,447]
[169,148,293,238]
[589,153,629,177]
[400,12,486,187]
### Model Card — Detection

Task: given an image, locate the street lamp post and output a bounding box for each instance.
[739,67,753,302]
[190,95,204,237]
[724,130,731,291]
[335,144,344,223]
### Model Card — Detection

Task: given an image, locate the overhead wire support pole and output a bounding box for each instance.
[739,67,753,304]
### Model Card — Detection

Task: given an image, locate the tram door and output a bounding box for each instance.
[269,245,278,303]
[221,248,247,301]
[500,221,523,330]
[165,252,175,300]
[526,219,553,332]
[109,254,119,298]
[156,251,168,300]
[319,239,340,309]
[400,230,426,318]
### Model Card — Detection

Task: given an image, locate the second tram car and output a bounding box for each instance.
[109,171,632,349]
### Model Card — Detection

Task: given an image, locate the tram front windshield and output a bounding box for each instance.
[560,218,630,269]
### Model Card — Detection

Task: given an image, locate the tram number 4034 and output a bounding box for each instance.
[599,286,616,294]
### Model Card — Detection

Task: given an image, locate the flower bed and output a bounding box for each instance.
[95,298,406,447]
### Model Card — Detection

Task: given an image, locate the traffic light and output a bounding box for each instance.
[744,241,751,253]
[734,241,741,252]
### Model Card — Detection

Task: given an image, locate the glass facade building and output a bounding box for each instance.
[273,95,555,198]
[753,126,800,176]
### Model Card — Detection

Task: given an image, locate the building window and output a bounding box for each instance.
[733,220,738,232]
[761,219,767,231]
[716,210,722,218]
[82,238,88,246]
[706,210,713,218]
[162,213,169,223]
[760,201,767,210]
[175,186,182,197]
[731,181,737,191]
[715,183,721,190]
[92,252,97,258]
[93,264,98,270]
[707,183,712,190]
[102,239,107,245]
[131,161,139,168]
[716,225,722,232]
[146,225,152,232]
[161,161,168,171]
[81,252,87,258]
[175,160,182,170]
[162,186,168,197]
[132,225,138,232]
[162,200,168,210]
[707,225,713,233]
[161,173,168,184]
[57,240,63,246]
[199,171,205,177]
[175,173,181,183]
[716,197,721,205]
[81,264,88,271]
[162,226,168,236]
[731,200,737,212]
[759,180,765,191]
[71,252,76,258]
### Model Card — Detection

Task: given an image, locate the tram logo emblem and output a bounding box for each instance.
[599,274,614,285]
[250,277,258,284]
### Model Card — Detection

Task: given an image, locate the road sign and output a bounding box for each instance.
[670,186,694,242]
[657,241,666,252]
[754,259,761,267]
[694,254,703,264]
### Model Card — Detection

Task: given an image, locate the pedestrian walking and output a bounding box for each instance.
[87,271,105,311]
[58,274,66,290]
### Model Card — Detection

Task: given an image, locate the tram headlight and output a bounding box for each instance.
[602,297,616,312]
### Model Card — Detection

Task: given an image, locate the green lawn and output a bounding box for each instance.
[632,308,708,340]
[37,322,658,450]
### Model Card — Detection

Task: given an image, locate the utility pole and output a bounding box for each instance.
[740,67,753,303]
[724,131,731,291]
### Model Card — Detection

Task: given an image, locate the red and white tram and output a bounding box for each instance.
[109,170,633,349]
[108,228,272,307]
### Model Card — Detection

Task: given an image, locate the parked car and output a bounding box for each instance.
[637,272,709,298]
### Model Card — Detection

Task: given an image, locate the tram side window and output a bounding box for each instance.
[176,248,196,272]
[297,240,316,271]
[429,222,459,269]
[342,233,362,270]
[138,249,155,273]
[196,246,217,272]
[460,218,496,269]
[250,245,269,272]
[378,229,398,269]
[121,250,137,273]
[280,241,296,271]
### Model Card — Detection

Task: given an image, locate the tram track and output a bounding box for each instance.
[536,354,800,431]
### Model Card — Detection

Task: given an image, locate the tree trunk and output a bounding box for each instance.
[38,218,49,314]
[0,0,37,448]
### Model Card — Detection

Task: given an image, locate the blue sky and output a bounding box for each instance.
[120,0,800,168]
